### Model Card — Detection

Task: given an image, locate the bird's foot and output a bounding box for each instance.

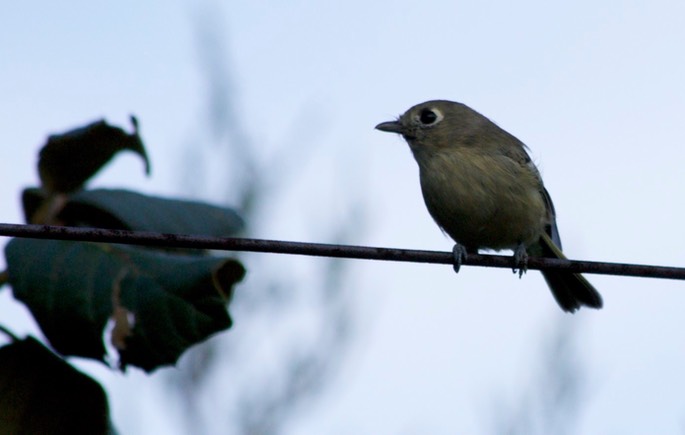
[452,243,468,273]
[513,244,528,278]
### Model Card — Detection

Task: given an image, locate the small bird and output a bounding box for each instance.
[376,100,602,312]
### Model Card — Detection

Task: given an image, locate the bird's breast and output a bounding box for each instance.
[414,147,547,251]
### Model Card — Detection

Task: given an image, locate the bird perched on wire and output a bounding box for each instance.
[375,100,602,312]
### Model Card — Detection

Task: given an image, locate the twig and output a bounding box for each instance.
[0,324,18,342]
[0,223,683,280]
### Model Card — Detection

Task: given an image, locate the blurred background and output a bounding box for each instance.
[2,1,685,434]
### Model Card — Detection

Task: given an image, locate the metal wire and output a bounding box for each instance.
[1,222,683,280]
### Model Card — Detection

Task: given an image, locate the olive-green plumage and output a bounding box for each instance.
[376,100,602,312]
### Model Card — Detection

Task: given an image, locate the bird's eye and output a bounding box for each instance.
[419,109,437,124]
[418,108,442,125]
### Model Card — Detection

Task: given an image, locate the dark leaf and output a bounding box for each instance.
[38,116,150,193]
[21,188,244,235]
[0,337,112,434]
[5,238,245,372]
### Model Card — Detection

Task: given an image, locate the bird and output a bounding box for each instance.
[375,100,602,312]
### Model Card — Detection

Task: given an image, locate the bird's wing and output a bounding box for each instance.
[541,187,562,250]
[497,134,562,249]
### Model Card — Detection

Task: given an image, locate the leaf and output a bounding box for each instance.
[0,337,112,434]
[38,116,150,193]
[5,238,245,372]
[22,188,244,236]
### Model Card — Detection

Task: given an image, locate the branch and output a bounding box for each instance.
[0,223,682,280]
[0,324,18,342]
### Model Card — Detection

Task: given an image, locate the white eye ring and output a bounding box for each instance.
[416,108,444,126]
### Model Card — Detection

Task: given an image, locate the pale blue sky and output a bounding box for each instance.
[2,1,685,434]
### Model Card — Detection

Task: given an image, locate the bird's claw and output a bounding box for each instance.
[513,244,528,278]
[452,243,468,273]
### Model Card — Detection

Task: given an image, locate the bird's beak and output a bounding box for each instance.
[375,120,403,134]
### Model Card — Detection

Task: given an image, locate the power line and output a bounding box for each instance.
[0,223,683,280]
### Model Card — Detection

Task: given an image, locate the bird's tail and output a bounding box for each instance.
[538,233,603,312]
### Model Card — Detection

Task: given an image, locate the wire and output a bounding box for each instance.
[0,222,683,280]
